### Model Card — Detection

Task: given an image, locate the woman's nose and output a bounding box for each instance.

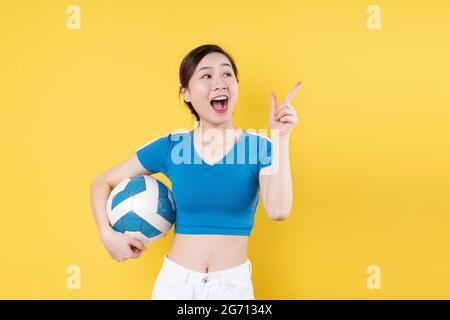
[213,83,227,91]
[212,78,227,90]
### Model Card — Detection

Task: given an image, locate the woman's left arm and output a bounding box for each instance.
[259,81,302,221]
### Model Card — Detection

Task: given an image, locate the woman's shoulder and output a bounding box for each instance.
[167,129,192,144]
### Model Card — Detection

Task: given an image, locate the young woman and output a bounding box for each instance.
[90,44,300,300]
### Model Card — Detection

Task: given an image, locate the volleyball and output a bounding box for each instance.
[106,175,176,243]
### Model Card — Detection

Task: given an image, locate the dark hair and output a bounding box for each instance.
[178,44,239,125]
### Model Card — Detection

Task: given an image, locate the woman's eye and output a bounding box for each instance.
[201,72,233,79]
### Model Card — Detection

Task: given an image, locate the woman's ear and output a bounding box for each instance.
[181,87,191,103]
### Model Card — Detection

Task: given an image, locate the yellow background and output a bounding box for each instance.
[1,0,449,299]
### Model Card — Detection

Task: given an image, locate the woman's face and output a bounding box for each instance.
[181,52,238,126]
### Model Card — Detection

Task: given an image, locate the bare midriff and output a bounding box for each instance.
[166,233,249,273]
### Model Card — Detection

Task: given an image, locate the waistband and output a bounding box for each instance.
[163,254,252,280]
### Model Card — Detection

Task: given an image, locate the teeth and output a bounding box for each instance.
[212,96,228,101]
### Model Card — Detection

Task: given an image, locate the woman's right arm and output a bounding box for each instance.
[90,153,152,262]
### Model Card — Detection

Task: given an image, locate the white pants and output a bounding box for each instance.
[151,254,255,300]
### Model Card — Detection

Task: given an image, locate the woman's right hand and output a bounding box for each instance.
[100,227,148,262]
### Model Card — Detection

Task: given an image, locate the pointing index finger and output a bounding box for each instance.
[283,81,302,105]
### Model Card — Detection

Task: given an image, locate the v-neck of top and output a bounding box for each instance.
[191,128,246,168]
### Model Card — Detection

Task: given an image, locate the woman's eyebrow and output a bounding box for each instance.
[196,63,232,73]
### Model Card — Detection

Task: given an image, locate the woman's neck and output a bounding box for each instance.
[194,120,240,145]
[196,121,236,135]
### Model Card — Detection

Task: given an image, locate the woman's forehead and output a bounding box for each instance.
[196,53,231,70]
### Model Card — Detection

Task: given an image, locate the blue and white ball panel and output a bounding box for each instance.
[106,177,133,226]
[106,175,176,243]
[154,179,176,221]
[131,177,174,233]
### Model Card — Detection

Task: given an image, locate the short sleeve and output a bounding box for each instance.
[136,134,171,174]
[257,136,272,174]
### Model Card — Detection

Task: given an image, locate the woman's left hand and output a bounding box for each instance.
[269,81,302,139]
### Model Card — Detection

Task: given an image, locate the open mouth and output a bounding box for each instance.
[210,97,229,113]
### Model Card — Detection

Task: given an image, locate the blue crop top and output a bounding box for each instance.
[135,129,272,236]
